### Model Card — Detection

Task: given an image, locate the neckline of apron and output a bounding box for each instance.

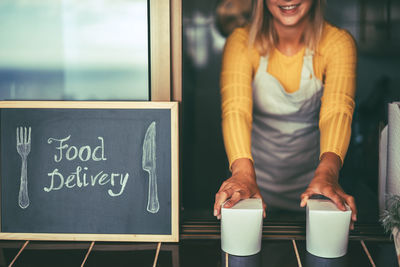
[259,52,317,97]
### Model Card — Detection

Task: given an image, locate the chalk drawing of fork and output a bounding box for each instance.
[17,127,31,209]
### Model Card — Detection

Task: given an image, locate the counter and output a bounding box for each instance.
[1,220,397,266]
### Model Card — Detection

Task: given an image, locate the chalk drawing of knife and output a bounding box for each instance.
[142,121,159,213]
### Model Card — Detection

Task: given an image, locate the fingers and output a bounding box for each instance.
[214,179,264,220]
[300,195,308,208]
[214,184,250,218]
[300,183,325,208]
[343,194,357,221]
[304,185,347,211]
[300,186,357,230]
[223,191,242,208]
[214,187,232,218]
[323,190,346,211]
[254,192,267,218]
[300,191,312,208]
[214,182,234,214]
[342,194,357,231]
[300,186,322,207]
[214,190,241,220]
[334,192,357,230]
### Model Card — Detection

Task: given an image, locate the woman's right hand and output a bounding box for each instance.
[214,158,266,219]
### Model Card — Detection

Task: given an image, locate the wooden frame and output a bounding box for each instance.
[0,101,179,242]
[151,0,170,101]
[171,0,182,102]
[151,0,182,101]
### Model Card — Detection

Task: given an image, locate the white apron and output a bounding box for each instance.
[251,50,323,211]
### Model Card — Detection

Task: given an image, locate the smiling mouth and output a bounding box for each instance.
[279,3,301,11]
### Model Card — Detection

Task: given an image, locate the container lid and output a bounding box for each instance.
[307,199,350,212]
[222,198,263,210]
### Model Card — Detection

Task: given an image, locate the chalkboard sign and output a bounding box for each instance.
[0,101,178,242]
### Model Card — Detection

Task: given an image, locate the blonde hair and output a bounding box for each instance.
[248,0,326,56]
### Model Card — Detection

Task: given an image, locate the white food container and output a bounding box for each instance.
[221,198,263,256]
[306,199,352,258]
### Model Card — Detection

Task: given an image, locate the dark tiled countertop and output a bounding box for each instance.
[0,238,397,267]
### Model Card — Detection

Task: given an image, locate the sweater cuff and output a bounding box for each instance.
[228,154,254,171]
[319,149,344,166]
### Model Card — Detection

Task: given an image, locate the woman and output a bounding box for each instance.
[214,0,357,227]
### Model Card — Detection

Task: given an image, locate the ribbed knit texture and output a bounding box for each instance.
[221,22,357,168]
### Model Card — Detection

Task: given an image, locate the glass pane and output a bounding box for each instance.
[181,0,400,227]
[0,0,148,100]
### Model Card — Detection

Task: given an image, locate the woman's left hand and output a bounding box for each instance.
[300,152,357,230]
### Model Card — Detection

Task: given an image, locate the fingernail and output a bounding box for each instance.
[213,209,217,216]
[217,215,221,220]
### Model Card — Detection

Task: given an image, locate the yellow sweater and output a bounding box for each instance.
[221,23,357,168]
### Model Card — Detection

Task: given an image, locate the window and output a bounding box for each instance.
[0,0,149,100]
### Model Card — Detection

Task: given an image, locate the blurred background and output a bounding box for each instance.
[181,0,400,223]
[0,0,399,224]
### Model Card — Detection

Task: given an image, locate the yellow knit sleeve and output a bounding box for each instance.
[318,27,357,163]
[220,28,256,168]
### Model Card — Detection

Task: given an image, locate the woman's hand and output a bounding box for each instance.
[214,158,266,219]
[300,152,357,229]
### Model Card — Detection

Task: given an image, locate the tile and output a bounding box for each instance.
[1,248,20,266]
[221,240,298,267]
[363,241,398,267]
[85,250,173,267]
[260,240,299,267]
[296,240,371,267]
[180,240,221,267]
[11,249,87,267]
